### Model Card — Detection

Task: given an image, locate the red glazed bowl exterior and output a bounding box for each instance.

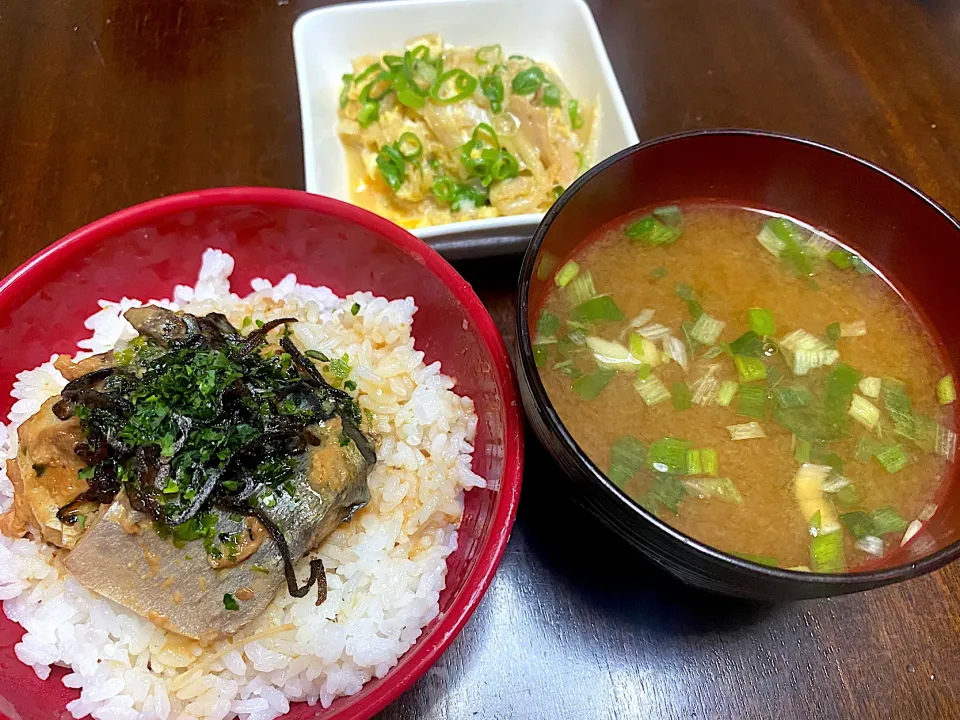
[516,130,960,600]
[0,188,523,720]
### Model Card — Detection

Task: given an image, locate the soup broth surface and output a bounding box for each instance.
[536,204,954,570]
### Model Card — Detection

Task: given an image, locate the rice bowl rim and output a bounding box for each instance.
[0,186,524,720]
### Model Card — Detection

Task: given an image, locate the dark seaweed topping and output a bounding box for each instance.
[56,307,374,601]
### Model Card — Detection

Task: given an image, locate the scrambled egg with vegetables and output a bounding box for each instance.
[337,35,598,229]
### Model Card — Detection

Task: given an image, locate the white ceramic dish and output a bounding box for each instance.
[292,0,639,259]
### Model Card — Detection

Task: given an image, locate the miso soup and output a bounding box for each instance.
[534,204,955,571]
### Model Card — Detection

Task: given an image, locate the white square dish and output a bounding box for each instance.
[292,0,639,259]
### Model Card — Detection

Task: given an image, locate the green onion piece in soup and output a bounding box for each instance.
[733,552,779,567]
[480,73,505,113]
[357,101,380,128]
[625,215,682,245]
[737,384,767,418]
[640,475,686,515]
[716,381,739,407]
[810,528,845,573]
[608,436,647,487]
[574,295,624,323]
[874,443,909,473]
[647,437,691,474]
[685,449,702,475]
[431,69,478,103]
[572,367,616,400]
[729,330,764,358]
[701,448,719,476]
[734,355,767,382]
[541,83,562,107]
[376,145,407,191]
[672,382,693,410]
[871,506,909,535]
[748,308,776,337]
[554,260,579,288]
[682,477,743,504]
[568,99,585,129]
[635,375,671,406]
[652,206,683,225]
[937,374,956,405]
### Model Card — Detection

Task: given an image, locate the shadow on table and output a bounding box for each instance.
[514,435,775,636]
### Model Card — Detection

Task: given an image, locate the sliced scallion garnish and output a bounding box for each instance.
[357,101,380,128]
[511,66,545,95]
[431,69,478,104]
[737,384,767,418]
[542,83,562,107]
[855,535,885,556]
[773,385,813,409]
[652,206,682,225]
[574,295,624,323]
[635,374,670,406]
[554,260,579,288]
[395,132,423,160]
[376,145,407,191]
[690,365,720,405]
[733,552,779,567]
[629,333,661,367]
[858,376,881,399]
[690,313,726,345]
[702,448,718,476]
[848,394,880,431]
[480,73,504,113]
[586,336,639,371]
[937,375,956,405]
[794,463,838,534]
[535,311,561,341]
[871,506,909,535]
[475,44,503,65]
[734,355,767,382]
[625,215,682,245]
[839,320,867,337]
[840,511,875,538]
[729,330,764,358]
[572,367,615,400]
[567,270,597,305]
[647,437,691,474]
[727,422,766,440]
[533,344,549,368]
[874,443,909,473]
[810,529,845,573]
[683,477,743,504]
[672,382,692,410]
[339,73,354,109]
[825,322,842,343]
[608,436,646,487]
[568,99,584,129]
[685,449,702,475]
[748,308,776,337]
[663,336,689,372]
[716,380,739,407]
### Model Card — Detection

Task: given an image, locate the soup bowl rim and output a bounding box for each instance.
[516,127,960,587]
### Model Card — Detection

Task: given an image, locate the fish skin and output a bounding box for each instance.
[65,418,370,641]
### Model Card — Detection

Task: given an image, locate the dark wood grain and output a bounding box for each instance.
[1,1,959,718]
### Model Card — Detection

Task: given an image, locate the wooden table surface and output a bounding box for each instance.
[1,1,959,718]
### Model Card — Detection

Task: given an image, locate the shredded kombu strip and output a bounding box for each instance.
[53,307,374,602]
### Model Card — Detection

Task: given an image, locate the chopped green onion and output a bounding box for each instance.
[691,365,720,405]
[759,218,814,276]
[827,248,853,269]
[608,436,646,487]
[936,424,957,458]
[305,349,329,362]
[162,478,179,495]
[690,313,726,345]
[635,374,671,406]
[572,367,615,400]
[850,255,873,275]
[727,422,766,440]
[825,362,862,427]
[480,73,505,113]
[858,376,881,399]
[511,66,545,95]
[683,477,743,504]
[533,344,549,368]
[395,132,423,160]
[541,83,562,107]
[835,484,861,508]
[663,336,689,372]
[748,308,776,337]
[737,384,767,418]
[574,295,624,323]
[568,99,584,129]
[554,260,579,288]
[355,62,383,84]
[672,382,692,410]
[810,529,845,573]
[855,535,885,556]
[359,71,394,103]
[376,145,407,191]
[854,434,885,462]
[716,380,739,407]
[625,215,682,245]
[825,322,841,343]
[431,176,456,203]
[350,301,361,316]
[937,375,956,405]
[535,311,561,340]
[702,448,718,476]
[357,101,380,128]
[339,73,354,108]
[636,363,651,380]
[586,336,639,371]
[875,443,909,473]
[871,506,909,535]
[641,475,687,515]
[552,360,583,378]
[900,519,923,546]
[475,44,502,64]
[733,552,779,567]
[431,69,478,103]
[651,266,668,279]
[734,355,767,382]
[773,385,813,409]
[795,438,812,462]
[685,449,702,475]
[223,593,240,611]
[729,330,764,358]
[536,253,559,281]
[794,463,838,533]
[647,437,691,474]
[567,270,597,305]
[839,320,867,337]
[629,333,661,367]
[779,329,839,375]
[839,511,875,539]
[652,206,682,225]
[848,394,880,431]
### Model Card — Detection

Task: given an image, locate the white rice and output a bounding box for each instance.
[0,249,485,720]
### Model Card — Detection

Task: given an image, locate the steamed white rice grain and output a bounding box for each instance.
[0,249,485,720]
